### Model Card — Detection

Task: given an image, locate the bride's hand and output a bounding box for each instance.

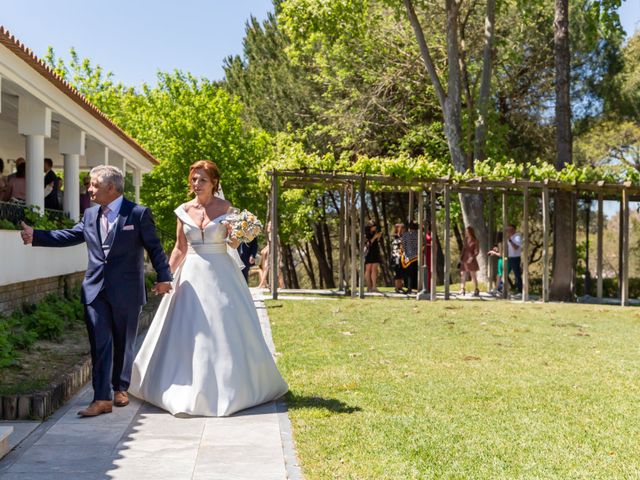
[225,223,240,249]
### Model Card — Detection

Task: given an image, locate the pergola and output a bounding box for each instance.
[267,170,638,306]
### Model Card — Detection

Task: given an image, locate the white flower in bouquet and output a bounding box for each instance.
[224,209,263,243]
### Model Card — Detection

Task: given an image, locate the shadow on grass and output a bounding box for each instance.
[285,391,362,414]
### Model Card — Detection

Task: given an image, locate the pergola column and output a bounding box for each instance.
[621,186,630,306]
[501,192,508,299]
[596,191,604,300]
[522,186,529,301]
[444,185,451,300]
[270,171,279,300]
[542,185,551,303]
[19,96,51,213]
[59,123,86,220]
[358,175,366,299]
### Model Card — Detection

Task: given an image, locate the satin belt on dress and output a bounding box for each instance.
[187,244,228,254]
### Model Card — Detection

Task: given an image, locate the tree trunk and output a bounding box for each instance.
[473,0,496,162]
[405,0,489,282]
[550,0,574,301]
[310,224,336,289]
[298,241,317,289]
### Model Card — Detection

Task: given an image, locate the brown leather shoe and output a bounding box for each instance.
[113,391,129,407]
[77,400,113,417]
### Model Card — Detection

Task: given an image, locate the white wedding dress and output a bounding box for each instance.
[129,205,288,416]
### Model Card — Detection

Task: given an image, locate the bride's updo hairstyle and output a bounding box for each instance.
[188,160,221,196]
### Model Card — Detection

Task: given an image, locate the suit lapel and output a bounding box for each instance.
[106,199,133,257]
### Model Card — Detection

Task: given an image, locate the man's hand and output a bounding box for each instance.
[249,255,255,265]
[20,221,34,245]
[152,282,172,295]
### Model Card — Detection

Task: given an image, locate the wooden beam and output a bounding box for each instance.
[542,186,550,303]
[596,192,603,300]
[622,188,629,306]
[417,190,424,293]
[350,184,358,298]
[502,192,508,299]
[338,186,345,291]
[270,172,279,300]
[522,185,530,301]
[444,185,451,300]
[430,187,437,301]
[359,175,366,299]
[487,193,495,291]
[408,190,414,222]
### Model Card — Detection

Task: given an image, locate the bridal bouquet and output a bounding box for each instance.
[225,209,263,243]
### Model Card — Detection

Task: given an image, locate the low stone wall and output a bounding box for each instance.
[0,295,161,420]
[0,272,85,315]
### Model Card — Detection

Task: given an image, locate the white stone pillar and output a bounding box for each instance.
[19,96,51,213]
[63,154,80,220]
[59,124,86,221]
[25,135,45,212]
[132,168,141,203]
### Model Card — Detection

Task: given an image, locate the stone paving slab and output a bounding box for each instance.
[0,290,302,480]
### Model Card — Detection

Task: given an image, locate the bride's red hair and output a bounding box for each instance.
[188,160,221,195]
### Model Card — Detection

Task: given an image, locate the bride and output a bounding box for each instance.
[129,160,288,416]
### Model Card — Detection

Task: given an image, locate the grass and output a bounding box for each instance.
[268,298,640,479]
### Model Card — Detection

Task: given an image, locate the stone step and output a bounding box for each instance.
[0,426,14,459]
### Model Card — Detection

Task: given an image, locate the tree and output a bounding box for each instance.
[550,0,575,301]
[402,0,493,280]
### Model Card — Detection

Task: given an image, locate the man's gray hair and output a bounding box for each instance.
[90,165,125,194]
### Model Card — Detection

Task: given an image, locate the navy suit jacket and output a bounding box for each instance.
[237,238,258,269]
[33,198,171,306]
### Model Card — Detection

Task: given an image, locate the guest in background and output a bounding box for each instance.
[44,158,61,210]
[487,235,504,295]
[237,237,258,284]
[0,158,8,199]
[257,221,284,289]
[364,221,383,293]
[80,174,92,214]
[4,161,26,203]
[6,157,24,184]
[391,223,406,293]
[459,226,480,297]
[506,224,523,293]
[401,222,419,294]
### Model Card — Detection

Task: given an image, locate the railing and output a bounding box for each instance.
[0,201,72,229]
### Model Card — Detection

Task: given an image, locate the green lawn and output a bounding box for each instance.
[268,298,640,479]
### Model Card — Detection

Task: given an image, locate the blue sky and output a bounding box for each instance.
[2,1,638,88]
[1,0,274,87]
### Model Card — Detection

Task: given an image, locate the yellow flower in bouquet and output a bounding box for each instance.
[225,209,263,243]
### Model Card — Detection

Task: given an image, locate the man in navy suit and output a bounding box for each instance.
[237,237,258,283]
[20,165,172,417]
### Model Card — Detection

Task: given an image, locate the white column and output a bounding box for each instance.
[25,135,45,212]
[18,96,51,213]
[63,154,80,220]
[59,124,86,221]
[132,168,141,203]
[0,75,3,113]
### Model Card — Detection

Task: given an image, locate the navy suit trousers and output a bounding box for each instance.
[84,291,142,401]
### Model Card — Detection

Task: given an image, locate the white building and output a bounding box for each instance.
[0,26,160,313]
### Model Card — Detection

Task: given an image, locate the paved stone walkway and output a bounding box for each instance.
[0,291,301,480]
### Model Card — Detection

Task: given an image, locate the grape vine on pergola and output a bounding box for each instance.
[267,170,637,306]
